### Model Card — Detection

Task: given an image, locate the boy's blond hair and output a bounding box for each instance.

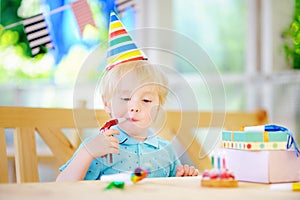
[100,60,168,105]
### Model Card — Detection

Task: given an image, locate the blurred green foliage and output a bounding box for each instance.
[0,0,31,56]
[0,0,53,83]
[282,0,300,69]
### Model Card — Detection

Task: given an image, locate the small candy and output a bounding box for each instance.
[220,171,230,179]
[209,169,219,179]
[202,170,210,178]
[105,181,125,190]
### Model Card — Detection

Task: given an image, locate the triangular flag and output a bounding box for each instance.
[115,0,136,15]
[23,13,54,56]
[71,0,95,37]
[106,11,147,71]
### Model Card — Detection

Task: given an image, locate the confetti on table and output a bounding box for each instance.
[105,181,125,190]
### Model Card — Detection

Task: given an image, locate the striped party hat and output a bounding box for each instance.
[106,11,147,70]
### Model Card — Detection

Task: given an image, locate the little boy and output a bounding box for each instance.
[56,12,198,182]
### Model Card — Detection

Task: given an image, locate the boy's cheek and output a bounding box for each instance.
[149,104,160,117]
[111,104,128,117]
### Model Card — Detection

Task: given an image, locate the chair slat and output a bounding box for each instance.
[13,127,39,183]
[0,128,9,183]
[36,127,76,165]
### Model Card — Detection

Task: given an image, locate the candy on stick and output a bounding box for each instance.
[100,118,126,163]
[100,118,126,132]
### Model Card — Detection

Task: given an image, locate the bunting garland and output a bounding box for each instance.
[23,14,54,56]
[2,0,137,57]
[115,0,136,15]
[70,0,95,36]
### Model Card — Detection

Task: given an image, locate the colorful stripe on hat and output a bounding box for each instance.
[106,12,147,70]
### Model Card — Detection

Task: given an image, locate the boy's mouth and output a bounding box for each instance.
[129,118,138,122]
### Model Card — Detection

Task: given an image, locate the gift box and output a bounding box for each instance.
[222,130,288,150]
[222,148,300,183]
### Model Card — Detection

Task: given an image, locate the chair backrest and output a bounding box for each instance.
[0,106,268,183]
[0,106,110,183]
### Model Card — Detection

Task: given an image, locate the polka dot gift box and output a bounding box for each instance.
[222,124,300,153]
[219,124,300,183]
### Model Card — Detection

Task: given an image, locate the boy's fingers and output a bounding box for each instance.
[108,136,119,143]
[183,164,189,176]
[110,141,119,149]
[109,146,119,154]
[176,165,199,177]
[177,165,183,171]
[188,166,195,176]
[105,129,120,136]
[176,165,184,176]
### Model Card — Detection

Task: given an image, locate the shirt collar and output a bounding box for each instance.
[112,126,159,148]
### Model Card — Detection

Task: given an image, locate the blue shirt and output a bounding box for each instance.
[59,126,181,180]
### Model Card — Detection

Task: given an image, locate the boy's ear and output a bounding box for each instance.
[102,96,111,114]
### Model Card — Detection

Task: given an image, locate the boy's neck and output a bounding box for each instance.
[131,135,147,142]
[117,125,148,142]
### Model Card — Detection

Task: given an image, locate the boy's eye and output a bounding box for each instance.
[121,97,131,101]
[143,99,152,103]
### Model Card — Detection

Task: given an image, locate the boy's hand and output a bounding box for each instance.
[176,164,199,177]
[85,129,120,158]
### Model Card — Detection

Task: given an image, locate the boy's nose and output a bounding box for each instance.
[130,107,140,113]
[129,99,141,113]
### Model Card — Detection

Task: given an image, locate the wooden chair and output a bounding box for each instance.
[0,106,110,183]
[0,106,268,183]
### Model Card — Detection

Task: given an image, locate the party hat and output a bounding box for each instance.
[106,11,147,70]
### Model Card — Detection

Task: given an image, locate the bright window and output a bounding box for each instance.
[173,0,247,73]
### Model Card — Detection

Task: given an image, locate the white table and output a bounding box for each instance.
[0,176,298,200]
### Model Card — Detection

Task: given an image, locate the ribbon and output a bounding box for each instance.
[286,130,300,157]
[265,125,300,157]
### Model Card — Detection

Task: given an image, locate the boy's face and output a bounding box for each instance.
[104,74,161,138]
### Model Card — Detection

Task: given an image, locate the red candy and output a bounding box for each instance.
[202,170,210,178]
[100,119,119,132]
